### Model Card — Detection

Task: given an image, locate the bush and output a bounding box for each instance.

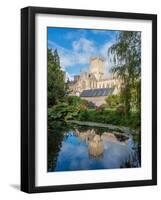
[48,96,96,122]
[87,101,96,109]
[96,104,108,112]
[96,106,104,112]
[77,109,90,121]
[105,94,120,108]
[75,108,140,129]
[64,96,88,107]
[116,104,125,114]
[48,102,78,121]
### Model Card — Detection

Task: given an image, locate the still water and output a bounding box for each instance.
[48,122,141,172]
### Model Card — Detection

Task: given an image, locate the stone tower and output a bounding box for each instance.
[89,57,105,80]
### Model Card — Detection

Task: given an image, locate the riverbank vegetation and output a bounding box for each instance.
[48,95,140,129]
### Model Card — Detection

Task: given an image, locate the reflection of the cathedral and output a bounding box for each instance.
[74,128,129,158]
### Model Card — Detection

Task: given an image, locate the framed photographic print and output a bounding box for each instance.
[21,6,157,193]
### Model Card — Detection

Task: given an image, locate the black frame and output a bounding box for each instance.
[21,6,157,193]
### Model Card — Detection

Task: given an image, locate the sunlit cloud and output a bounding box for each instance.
[48,29,117,78]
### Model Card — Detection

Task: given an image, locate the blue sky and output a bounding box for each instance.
[48,27,118,80]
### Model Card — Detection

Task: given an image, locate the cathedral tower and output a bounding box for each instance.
[89,57,105,80]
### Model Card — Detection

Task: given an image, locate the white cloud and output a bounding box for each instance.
[48,38,96,69]
[48,36,115,77]
[72,38,95,53]
[66,29,87,40]
[48,40,76,68]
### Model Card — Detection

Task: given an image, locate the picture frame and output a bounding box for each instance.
[21,6,157,193]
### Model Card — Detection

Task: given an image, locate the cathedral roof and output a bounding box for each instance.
[80,88,114,97]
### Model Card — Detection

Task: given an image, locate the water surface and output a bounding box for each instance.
[48,122,141,172]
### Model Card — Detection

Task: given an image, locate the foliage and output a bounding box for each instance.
[96,104,108,112]
[116,104,125,114]
[64,96,88,107]
[87,101,96,109]
[48,48,67,107]
[75,109,140,129]
[48,96,92,122]
[48,98,140,129]
[48,103,78,121]
[105,94,120,108]
[131,79,141,112]
[108,31,141,117]
[63,96,96,109]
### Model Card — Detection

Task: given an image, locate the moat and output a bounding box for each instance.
[48,121,141,172]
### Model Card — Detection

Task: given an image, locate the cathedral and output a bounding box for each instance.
[68,56,120,106]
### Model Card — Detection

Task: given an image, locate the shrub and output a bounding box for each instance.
[48,102,78,121]
[87,101,96,109]
[116,104,125,114]
[105,94,120,108]
[96,104,106,112]
[65,96,88,107]
[75,108,140,129]
[77,109,90,121]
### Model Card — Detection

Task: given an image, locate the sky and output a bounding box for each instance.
[47,27,118,80]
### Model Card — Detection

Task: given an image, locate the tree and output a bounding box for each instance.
[108,31,141,117]
[48,48,67,107]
